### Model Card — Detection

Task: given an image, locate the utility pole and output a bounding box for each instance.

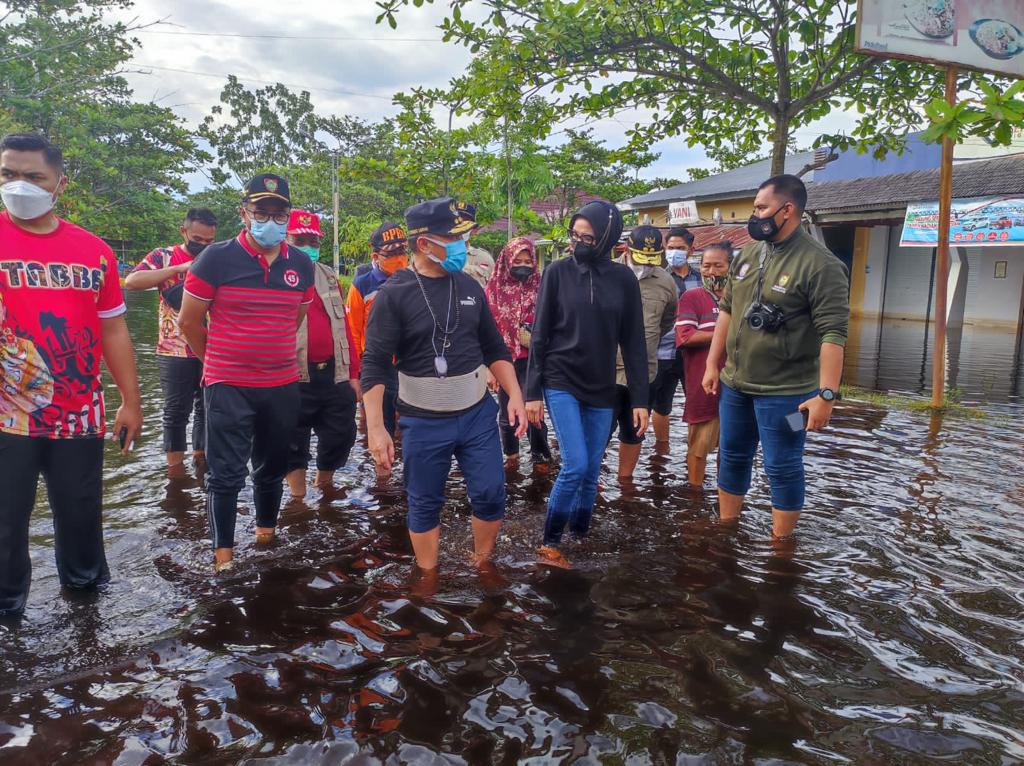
[331,151,340,274]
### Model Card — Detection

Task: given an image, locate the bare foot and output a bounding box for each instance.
[167,461,187,479]
[255,527,276,545]
[537,545,573,569]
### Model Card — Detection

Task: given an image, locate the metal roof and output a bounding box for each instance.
[620,151,818,209]
[806,154,1024,213]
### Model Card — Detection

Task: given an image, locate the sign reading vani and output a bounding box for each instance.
[901,196,1024,247]
[856,0,1024,79]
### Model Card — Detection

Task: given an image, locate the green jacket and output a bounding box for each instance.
[616,265,677,385]
[720,226,849,395]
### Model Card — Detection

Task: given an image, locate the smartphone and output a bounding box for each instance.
[118,426,129,450]
[785,410,809,432]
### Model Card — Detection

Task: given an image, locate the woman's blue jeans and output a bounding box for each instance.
[543,388,614,545]
[717,383,815,512]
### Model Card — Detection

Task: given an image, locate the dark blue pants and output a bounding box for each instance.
[204,382,300,548]
[158,355,205,454]
[0,434,107,617]
[400,395,505,534]
[717,383,814,512]
[287,361,358,473]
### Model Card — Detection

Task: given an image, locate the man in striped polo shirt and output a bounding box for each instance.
[178,174,315,572]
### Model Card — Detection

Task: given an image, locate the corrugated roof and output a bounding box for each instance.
[807,154,1024,213]
[620,151,818,209]
[623,223,753,251]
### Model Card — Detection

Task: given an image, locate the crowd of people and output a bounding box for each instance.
[0,131,849,617]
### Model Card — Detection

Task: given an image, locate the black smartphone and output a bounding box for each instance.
[785,410,809,432]
[118,426,129,450]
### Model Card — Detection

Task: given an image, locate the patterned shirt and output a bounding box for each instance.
[131,244,194,357]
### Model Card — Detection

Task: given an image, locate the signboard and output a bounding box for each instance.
[900,195,1024,247]
[856,0,1024,78]
[668,200,699,225]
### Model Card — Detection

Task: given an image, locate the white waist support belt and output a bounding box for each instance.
[398,365,489,413]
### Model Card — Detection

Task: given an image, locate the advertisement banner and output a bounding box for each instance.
[857,0,1024,78]
[900,196,1024,247]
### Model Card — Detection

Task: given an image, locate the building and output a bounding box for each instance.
[618,151,820,226]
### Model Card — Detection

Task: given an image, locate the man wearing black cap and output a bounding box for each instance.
[348,221,407,435]
[611,225,677,480]
[179,173,315,572]
[360,197,527,576]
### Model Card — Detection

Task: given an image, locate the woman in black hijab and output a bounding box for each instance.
[525,200,649,567]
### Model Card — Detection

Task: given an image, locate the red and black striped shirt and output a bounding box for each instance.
[184,231,314,387]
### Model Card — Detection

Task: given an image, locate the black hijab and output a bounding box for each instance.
[569,200,623,263]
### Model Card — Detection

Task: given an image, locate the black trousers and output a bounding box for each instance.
[499,356,552,462]
[288,360,358,473]
[158,355,205,454]
[0,433,108,617]
[204,382,300,549]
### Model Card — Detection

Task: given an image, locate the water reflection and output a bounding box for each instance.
[2,292,1024,762]
[845,316,1024,404]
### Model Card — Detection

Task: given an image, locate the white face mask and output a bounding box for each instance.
[666,249,688,268]
[630,263,649,280]
[1,179,57,220]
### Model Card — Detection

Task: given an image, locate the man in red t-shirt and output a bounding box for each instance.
[675,242,731,487]
[283,210,361,498]
[125,208,217,476]
[0,132,143,617]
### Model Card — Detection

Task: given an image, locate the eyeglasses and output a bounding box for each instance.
[245,207,290,225]
[569,230,597,246]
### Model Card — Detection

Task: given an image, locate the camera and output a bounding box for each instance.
[744,301,787,332]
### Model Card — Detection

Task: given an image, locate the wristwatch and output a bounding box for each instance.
[819,388,838,402]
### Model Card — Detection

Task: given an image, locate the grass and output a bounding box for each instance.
[840,385,987,418]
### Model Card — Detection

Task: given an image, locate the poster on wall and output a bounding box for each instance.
[900,196,1024,247]
[856,0,1024,78]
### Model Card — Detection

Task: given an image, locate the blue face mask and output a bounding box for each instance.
[425,236,467,273]
[294,244,319,260]
[666,249,688,268]
[248,218,287,248]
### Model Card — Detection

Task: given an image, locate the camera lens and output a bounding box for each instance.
[748,313,763,330]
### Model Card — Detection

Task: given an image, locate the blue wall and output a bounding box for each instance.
[815,133,940,182]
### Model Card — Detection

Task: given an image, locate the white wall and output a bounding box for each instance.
[961,246,1024,327]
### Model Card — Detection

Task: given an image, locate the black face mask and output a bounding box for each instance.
[747,204,791,242]
[509,265,534,283]
[572,240,600,263]
[185,239,208,257]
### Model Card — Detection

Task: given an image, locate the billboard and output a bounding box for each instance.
[900,195,1024,247]
[856,1,1024,78]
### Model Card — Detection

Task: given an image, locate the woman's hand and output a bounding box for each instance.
[526,400,545,428]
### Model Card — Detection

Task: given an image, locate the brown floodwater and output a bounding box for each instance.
[1,292,1023,764]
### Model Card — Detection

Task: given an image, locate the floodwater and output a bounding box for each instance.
[1,292,1023,764]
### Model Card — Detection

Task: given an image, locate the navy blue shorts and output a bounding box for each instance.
[400,395,506,534]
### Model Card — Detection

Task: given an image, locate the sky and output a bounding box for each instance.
[113,0,860,191]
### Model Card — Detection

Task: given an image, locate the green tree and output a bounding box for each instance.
[375,0,999,175]
[1,0,205,259]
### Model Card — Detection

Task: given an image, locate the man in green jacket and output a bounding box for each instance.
[702,174,849,538]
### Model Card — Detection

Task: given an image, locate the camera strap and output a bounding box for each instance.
[755,243,770,302]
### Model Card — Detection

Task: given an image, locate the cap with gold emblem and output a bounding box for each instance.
[286,209,323,236]
[627,224,665,265]
[243,173,291,205]
[404,196,477,237]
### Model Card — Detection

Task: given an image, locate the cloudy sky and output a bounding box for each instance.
[114,0,857,190]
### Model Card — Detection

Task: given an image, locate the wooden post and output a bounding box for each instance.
[332,152,340,274]
[931,65,956,409]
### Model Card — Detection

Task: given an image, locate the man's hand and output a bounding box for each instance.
[349,379,363,402]
[508,396,528,438]
[486,371,498,392]
[526,400,544,428]
[172,262,191,275]
[368,425,395,474]
[112,400,143,454]
[702,365,720,396]
[798,395,834,431]
[632,407,649,437]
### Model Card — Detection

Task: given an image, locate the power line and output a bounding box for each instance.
[136,29,443,42]
[132,63,395,101]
